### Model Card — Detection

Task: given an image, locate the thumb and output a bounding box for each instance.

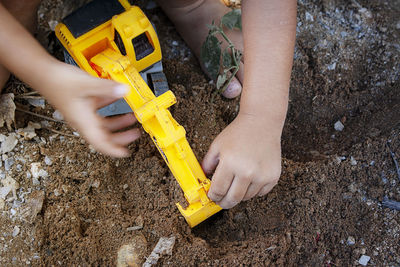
[85,78,129,99]
[201,144,220,175]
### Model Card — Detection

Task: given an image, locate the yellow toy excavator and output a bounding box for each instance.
[55,0,221,227]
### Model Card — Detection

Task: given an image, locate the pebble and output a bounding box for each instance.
[52,110,64,121]
[172,41,178,46]
[12,226,20,237]
[334,120,344,131]
[54,189,61,197]
[0,134,18,154]
[350,156,357,166]
[27,98,45,109]
[44,156,53,166]
[347,236,356,245]
[358,255,370,266]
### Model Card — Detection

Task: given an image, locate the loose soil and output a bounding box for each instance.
[0,0,399,266]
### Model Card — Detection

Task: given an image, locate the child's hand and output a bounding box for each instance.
[40,62,141,157]
[202,112,282,209]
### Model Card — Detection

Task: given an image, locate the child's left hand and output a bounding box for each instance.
[202,112,282,209]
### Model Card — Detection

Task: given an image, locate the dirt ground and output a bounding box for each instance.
[0,0,399,266]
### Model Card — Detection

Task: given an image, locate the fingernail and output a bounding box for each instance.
[114,84,129,97]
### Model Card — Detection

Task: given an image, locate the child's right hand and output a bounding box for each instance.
[39,61,141,157]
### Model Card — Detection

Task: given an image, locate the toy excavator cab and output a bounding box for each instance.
[55,0,222,227]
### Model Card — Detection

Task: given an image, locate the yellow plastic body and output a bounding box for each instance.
[55,2,221,227]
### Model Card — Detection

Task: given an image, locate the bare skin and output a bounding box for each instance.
[0,0,41,89]
[156,0,244,98]
[157,0,297,208]
[0,0,297,209]
[0,2,141,157]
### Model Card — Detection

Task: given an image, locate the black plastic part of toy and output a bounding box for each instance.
[132,33,154,60]
[62,48,78,67]
[114,30,127,56]
[62,0,125,38]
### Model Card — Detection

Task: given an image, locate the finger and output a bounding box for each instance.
[207,162,234,202]
[84,78,129,99]
[257,183,276,197]
[94,96,120,109]
[104,113,137,131]
[110,128,141,146]
[217,176,250,209]
[242,182,262,201]
[201,144,220,175]
[76,112,130,158]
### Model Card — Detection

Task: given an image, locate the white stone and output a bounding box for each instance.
[350,156,357,166]
[347,236,356,245]
[52,110,64,121]
[0,134,18,154]
[12,226,20,237]
[334,120,344,131]
[358,255,370,266]
[44,156,52,166]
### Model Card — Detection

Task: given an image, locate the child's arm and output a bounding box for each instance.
[202,0,297,208]
[0,4,140,157]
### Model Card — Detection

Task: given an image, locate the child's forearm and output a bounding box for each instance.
[240,0,297,135]
[0,4,59,92]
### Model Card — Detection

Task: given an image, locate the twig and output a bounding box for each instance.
[16,107,66,124]
[15,95,44,100]
[382,197,400,211]
[42,127,78,138]
[386,142,400,182]
[16,91,39,97]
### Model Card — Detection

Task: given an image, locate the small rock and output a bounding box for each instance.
[54,189,61,197]
[143,236,175,267]
[92,180,100,188]
[0,176,19,200]
[117,234,148,267]
[358,255,370,266]
[44,156,52,166]
[20,190,45,223]
[27,98,45,109]
[52,110,64,121]
[305,11,314,21]
[0,133,18,153]
[4,157,15,171]
[396,21,400,30]
[17,122,41,140]
[327,62,336,70]
[334,121,344,131]
[123,184,129,190]
[0,198,4,209]
[171,41,178,46]
[12,226,20,237]
[30,163,48,179]
[350,156,357,166]
[347,236,356,245]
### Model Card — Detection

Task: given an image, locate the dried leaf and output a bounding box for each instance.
[0,93,15,131]
[200,35,221,81]
[221,9,242,30]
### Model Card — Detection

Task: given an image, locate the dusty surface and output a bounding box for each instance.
[0,0,399,266]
